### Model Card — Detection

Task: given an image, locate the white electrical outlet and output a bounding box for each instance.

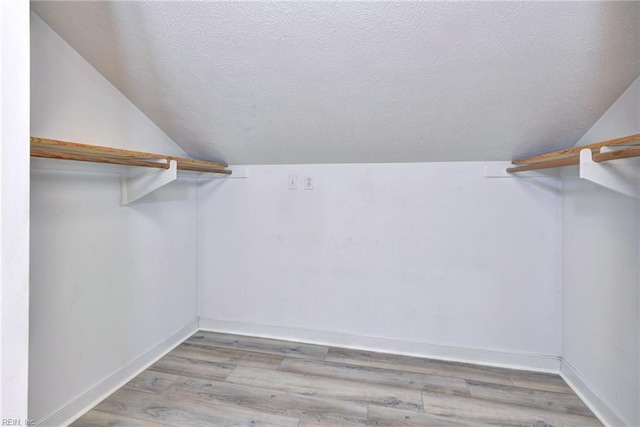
[288,175,297,190]
[304,175,313,190]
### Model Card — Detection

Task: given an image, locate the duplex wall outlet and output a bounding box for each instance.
[304,175,314,190]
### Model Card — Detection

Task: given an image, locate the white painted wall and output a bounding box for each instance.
[199,162,562,361]
[27,4,640,425]
[561,77,640,426]
[576,77,640,147]
[30,14,184,157]
[0,0,30,421]
[29,13,199,423]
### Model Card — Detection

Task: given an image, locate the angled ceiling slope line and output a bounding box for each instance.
[32,1,640,164]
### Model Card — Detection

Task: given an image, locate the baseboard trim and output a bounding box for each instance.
[37,318,199,427]
[559,359,629,427]
[40,318,629,427]
[198,317,560,373]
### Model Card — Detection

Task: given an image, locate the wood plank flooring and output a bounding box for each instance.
[71,332,602,427]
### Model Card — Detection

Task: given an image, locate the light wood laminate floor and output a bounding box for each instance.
[71,332,602,426]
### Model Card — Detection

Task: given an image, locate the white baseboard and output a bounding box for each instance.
[560,359,629,427]
[37,318,199,427]
[39,318,628,427]
[198,318,560,373]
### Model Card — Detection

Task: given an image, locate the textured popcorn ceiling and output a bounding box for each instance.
[31,1,639,164]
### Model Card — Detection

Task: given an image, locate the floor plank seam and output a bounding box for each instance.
[70,331,604,427]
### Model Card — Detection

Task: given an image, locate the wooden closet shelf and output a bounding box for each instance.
[508,133,640,174]
[30,137,232,175]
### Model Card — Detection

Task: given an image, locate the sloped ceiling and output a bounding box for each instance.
[31,1,639,164]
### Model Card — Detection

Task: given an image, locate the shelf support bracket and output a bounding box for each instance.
[579,148,639,199]
[121,159,177,205]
